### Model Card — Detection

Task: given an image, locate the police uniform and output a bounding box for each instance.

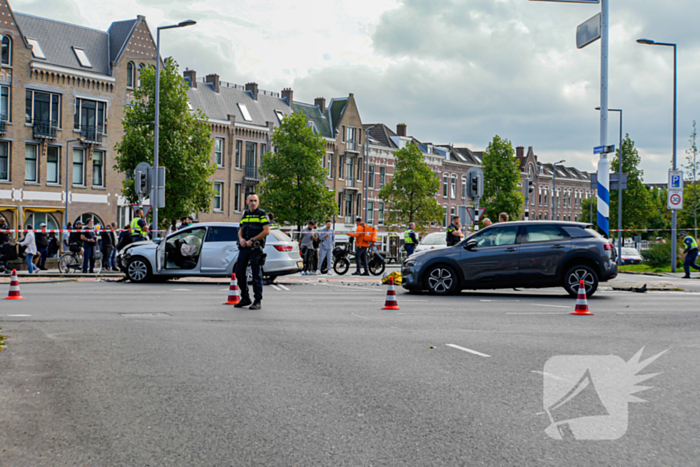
[682,234,700,277]
[446,224,461,247]
[236,208,270,302]
[130,216,148,242]
[404,228,417,256]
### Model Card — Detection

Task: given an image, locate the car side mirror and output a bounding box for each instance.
[464,240,477,251]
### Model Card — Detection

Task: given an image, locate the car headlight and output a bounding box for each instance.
[404,261,416,269]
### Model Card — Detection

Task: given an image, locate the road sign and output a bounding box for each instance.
[594,146,604,154]
[466,207,486,225]
[577,13,601,49]
[131,204,152,218]
[669,170,683,191]
[668,191,683,210]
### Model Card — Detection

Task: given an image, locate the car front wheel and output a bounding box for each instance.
[127,257,152,283]
[425,264,460,295]
[564,265,599,298]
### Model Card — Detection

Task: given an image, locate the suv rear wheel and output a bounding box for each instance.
[563,265,599,298]
[425,264,460,295]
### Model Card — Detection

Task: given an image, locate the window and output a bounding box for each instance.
[327,154,333,179]
[213,182,223,211]
[47,146,60,184]
[443,175,449,197]
[346,127,358,143]
[544,188,548,206]
[275,110,285,123]
[451,176,457,199]
[345,193,353,218]
[539,188,542,206]
[378,202,384,225]
[26,90,61,126]
[0,141,8,181]
[368,165,375,188]
[462,177,467,200]
[26,38,45,59]
[25,145,38,182]
[206,226,239,243]
[126,62,135,89]
[74,98,106,133]
[234,183,242,212]
[339,155,344,179]
[261,144,267,157]
[346,157,353,181]
[357,157,362,180]
[238,103,252,121]
[92,151,105,187]
[1,85,9,121]
[1,35,11,65]
[73,148,84,186]
[342,125,345,142]
[443,206,449,227]
[235,140,242,169]
[367,201,374,224]
[473,225,519,247]
[245,142,256,168]
[338,191,344,216]
[75,213,104,227]
[72,47,92,68]
[215,138,224,167]
[356,194,361,216]
[379,166,386,188]
[26,212,59,230]
[137,63,145,87]
[524,225,568,244]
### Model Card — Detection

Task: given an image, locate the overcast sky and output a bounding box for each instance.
[13,0,700,182]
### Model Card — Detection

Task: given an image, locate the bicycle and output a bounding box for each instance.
[58,248,103,274]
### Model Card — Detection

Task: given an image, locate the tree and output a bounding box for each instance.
[481,135,524,222]
[580,196,597,228]
[114,57,215,229]
[379,142,444,231]
[681,121,700,232]
[259,112,337,233]
[647,186,672,235]
[609,134,654,240]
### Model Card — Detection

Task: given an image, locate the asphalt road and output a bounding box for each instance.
[1,278,698,466]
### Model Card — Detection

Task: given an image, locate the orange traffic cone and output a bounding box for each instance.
[570,279,593,316]
[382,277,400,310]
[223,273,241,305]
[4,270,25,300]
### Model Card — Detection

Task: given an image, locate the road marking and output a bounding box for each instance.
[507,312,565,315]
[534,304,570,309]
[270,285,282,291]
[7,314,31,317]
[172,288,191,291]
[277,284,290,291]
[446,344,491,358]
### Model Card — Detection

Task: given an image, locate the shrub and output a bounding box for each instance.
[642,241,681,269]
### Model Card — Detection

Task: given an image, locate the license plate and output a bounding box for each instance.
[297,261,304,268]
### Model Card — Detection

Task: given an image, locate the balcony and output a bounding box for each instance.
[79,125,104,145]
[33,120,58,140]
[345,177,359,189]
[245,166,260,181]
[346,140,359,152]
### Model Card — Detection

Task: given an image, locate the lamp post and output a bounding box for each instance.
[637,38,678,272]
[552,160,566,220]
[64,137,85,228]
[153,19,196,236]
[598,106,623,261]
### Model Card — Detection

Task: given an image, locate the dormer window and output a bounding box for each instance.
[1,36,11,65]
[26,38,45,59]
[238,103,252,122]
[73,47,92,68]
[275,110,285,123]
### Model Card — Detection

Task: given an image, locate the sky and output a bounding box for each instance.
[12,0,700,182]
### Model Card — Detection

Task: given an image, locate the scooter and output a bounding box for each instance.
[332,241,386,276]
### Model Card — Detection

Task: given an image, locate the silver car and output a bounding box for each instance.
[117,222,302,282]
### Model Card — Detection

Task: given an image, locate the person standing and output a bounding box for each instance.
[235,193,271,310]
[404,222,418,257]
[107,223,119,269]
[680,231,700,279]
[130,208,149,242]
[348,216,371,276]
[62,222,72,253]
[482,218,493,228]
[48,232,60,259]
[35,223,49,270]
[81,219,97,273]
[299,221,317,275]
[268,213,280,229]
[101,223,116,271]
[19,224,38,274]
[446,216,464,247]
[317,220,335,275]
[498,212,509,223]
[0,216,9,245]
[69,221,84,255]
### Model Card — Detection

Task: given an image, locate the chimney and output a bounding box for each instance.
[205,73,219,93]
[314,97,326,114]
[246,82,259,100]
[396,123,407,137]
[281,88,294,106]
[516,146,524,159]
[183,68,196,88]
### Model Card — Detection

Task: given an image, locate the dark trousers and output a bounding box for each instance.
[684,249,700,276]
[355,246,369,273]
[82,245,95,273]
[236,247,263,301]
[37,247,48,269]
[405,245,415,257]
[301,246,314,272]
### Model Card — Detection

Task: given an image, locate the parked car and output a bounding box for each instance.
[117,223,302,283]
[414,232,448,254]
[401,221,618,297]
[619,247,642,265]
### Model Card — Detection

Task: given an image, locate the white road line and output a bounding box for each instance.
[446,344,491,358]
[534,304,570,309]
[277,284,290,291]
[270,285,282,291]
[7,314,31,317]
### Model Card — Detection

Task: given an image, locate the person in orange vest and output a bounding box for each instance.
[348,216,371,275]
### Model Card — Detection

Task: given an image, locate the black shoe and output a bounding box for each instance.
[352,272,361,276]
[361,272,370,276]
[249,300,262,310]
[682,275,691,279]
[234,298,253,308]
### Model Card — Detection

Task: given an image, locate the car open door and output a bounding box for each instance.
[155,227,172,273]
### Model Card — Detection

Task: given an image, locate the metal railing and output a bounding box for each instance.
[79,125,104,144]
[245,166,259,181]
[33,120,58,139]
[346,140,358,152]
[345,177,358,188]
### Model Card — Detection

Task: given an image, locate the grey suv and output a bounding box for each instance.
[401,222,617,297]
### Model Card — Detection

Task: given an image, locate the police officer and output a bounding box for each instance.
[404,222,418,257]
[235,193,271,310]
[130,208,149,242]
[680,231,700,279]
[446,216,464,247]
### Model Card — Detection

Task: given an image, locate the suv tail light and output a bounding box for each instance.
[273,245,293,252]
[603,243,613,251]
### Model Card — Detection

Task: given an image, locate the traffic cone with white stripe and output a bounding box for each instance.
[4,270,25,300]
[382,277,400,310]
[570,279,593,316]
[223,273,241,305]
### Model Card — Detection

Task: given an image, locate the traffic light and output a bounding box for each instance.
[528,179,534,194]
[135,170,149,196]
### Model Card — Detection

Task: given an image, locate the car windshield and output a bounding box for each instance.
[622,248,639,256]
[420,233,446,246]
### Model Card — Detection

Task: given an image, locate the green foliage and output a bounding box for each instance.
[682,121,700,231]
[642,241,681,269]
[379,142,444,231]
[259,112,337,232]
[580,196,597,227]
[481,135,524,222]
[114,57,215,229]
[647,186,672,234]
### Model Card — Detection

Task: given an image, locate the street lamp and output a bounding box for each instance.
[64,137,85,228]
[597,106,623,261]
[552,160,566,221]
[637,38,678,271]
[153,19,196,236]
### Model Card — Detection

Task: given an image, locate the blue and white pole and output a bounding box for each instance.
[597,158,609,234]
[597,0,610,237]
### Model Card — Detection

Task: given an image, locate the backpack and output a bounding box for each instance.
[368,226,378,243]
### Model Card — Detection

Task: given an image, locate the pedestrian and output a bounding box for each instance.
[680,231,700,279]
[117,224,132,251]
[404,222,418,257]
[179,216,193,230]
[299,220,318,275]
[101,223,116,271]
[311,221,320,272]
[268,213,280,229]
[482,218,493,228]
[35,223,49,270]
[446,216,464,247]
[317,219,335,275]
[48,232,60,259]
[62,222,72,252]
[0,216,9,245]
[498,212,509,223]
[348,216,371,276]
[19,224,38,274]
[81,219,97,273]
[69,221,84,255]
[235,193,271,310]
[107,223,119,269]
[131,208,149,242]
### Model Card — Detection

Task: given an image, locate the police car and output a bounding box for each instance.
[117,222,302,282]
